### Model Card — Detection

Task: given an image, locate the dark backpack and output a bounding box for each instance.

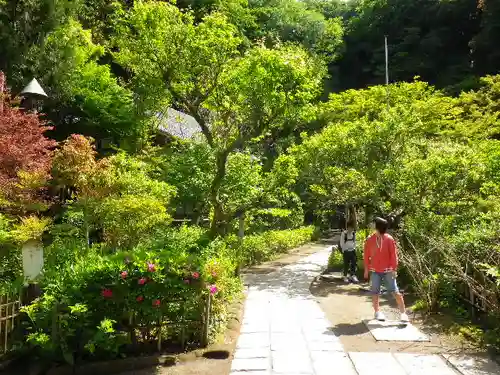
[337,231,355,251]
[344,231,356,243]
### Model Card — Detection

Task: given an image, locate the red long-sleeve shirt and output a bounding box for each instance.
[363,233,398,273]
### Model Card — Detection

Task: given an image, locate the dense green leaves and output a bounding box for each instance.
[3,0,500,356]
[288,77,500,333]
[34,20,141,141]
[249,0,344,60]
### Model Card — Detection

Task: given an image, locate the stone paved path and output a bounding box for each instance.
[230,246,500,375]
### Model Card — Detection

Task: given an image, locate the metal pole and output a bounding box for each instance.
[385,36,390,111]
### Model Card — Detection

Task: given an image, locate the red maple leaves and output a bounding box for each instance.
[0,72,56,212]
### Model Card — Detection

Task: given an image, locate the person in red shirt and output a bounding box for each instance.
[363,217,409,322]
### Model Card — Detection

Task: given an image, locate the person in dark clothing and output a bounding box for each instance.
[339,223,358,283]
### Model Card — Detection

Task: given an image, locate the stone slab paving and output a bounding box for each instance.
[393,353,459,375]
[230,245,500,375]
[443,354,500,375]
[349,352,407,375]
[363,319,430,342]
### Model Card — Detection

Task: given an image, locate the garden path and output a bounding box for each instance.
[231,245,500,375]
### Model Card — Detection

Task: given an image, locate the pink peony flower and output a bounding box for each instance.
[192,271,200,279]
[138,277,147,285]
[209,285,218,295]
[153,299,161,307]
[120,271,128,279]
[136,295,144,302]
[101,289,113,298]
[147,263,156,272]
[184,279,190,284]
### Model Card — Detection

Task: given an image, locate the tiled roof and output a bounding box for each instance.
[157,108,205,141]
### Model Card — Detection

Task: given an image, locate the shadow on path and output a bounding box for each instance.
[330,323,370,337]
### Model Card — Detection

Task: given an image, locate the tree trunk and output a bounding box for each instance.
[364,205,372,229]
[235,212,245,276]
[238,213,245,243]
[209,150,230,238]
[346,203,357,229]
[85,221,90,248]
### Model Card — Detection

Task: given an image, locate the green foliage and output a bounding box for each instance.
[113,3,241,114]
[11,216,51,243]
[152,141,215,220]
[52,136,176,249]
[98,195,170,249]
[290,77,500,350]
[455,75,500,139]
[0,214,23,293]
[24,228,241,362]
[228,226,314,266]
[249,0,344,60]
[247,207,303,233]
[34,20,142,142]
[220,152,263,216]
[334,0,480,90]
[327,248,342,271]
[0,0,78,83]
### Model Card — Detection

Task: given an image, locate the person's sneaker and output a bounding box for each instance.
[350,275,359,283]
[343,276,350,283]
[400,312,409,322]
[374,311,386,321]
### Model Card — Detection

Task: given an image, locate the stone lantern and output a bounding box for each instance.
[17,217,49,304]
[20,78,48,113]
[21,239,44,286]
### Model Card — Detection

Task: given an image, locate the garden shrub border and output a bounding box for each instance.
[228,225,316,267]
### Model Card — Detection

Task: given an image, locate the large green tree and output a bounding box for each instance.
[113,1,325,235]
[0,0,78,85]
[248,0,344,60]
[32,20,143,144]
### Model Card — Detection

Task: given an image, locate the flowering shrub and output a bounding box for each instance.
[22,231,241,363]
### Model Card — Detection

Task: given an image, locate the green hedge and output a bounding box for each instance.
[228,226,316,267]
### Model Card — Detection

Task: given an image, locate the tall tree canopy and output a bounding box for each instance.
[113,1,326,234]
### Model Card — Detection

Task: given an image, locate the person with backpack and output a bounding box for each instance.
[363,217,409,322]
[340,223,358,283]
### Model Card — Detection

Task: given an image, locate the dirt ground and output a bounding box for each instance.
[118,241,332,375]
[311,272,485,357]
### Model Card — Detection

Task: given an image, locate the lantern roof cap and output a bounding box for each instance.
[20,78,47,98]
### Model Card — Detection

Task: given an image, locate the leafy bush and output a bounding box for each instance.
[11,216,51,244]
[228,226,315,266]
[52,136,176,249]
[0,214,23,293]
[22,228,241,363]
